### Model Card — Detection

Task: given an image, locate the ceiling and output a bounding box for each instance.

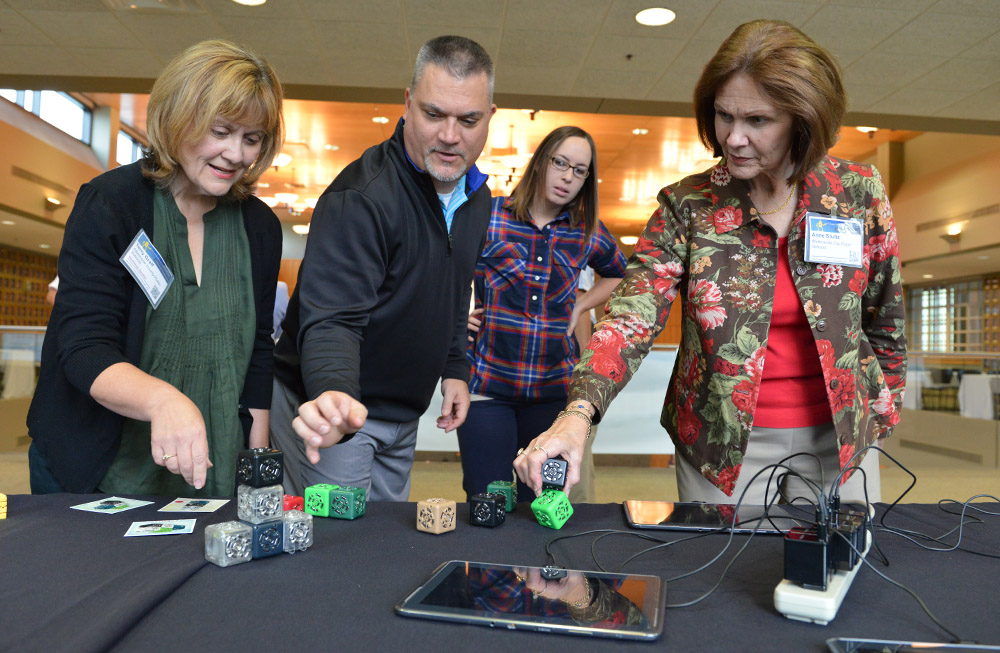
[1,0,998,260]
[2,0,1000,130]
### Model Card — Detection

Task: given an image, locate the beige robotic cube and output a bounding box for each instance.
[416,497,456,534]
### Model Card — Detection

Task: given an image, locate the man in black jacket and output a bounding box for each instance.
[271,36,496,500]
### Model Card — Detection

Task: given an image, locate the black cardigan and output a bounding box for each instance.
[27,162,282,493]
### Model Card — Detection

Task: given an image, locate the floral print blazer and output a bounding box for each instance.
[571,156,906,495]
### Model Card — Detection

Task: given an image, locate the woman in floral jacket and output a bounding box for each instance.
[515,19,906,505]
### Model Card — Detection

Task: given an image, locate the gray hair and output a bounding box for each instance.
[410,35,494,103]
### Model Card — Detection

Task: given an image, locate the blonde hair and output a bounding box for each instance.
[143,39,284,201]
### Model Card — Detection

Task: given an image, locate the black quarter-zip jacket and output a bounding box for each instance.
[274,119,491,423]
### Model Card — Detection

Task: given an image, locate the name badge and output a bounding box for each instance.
[120,229,174,309]
[804,212,864,268]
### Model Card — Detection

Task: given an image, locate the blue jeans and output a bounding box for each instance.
[456,397,565,502]
[29,441,65,494]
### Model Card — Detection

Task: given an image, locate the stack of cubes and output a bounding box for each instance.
[205,448,313,568]
[531,458,574,529]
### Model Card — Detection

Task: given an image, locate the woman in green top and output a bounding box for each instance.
[27,40,284,495]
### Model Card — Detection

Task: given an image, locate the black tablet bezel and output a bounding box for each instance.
[395,560,666,641]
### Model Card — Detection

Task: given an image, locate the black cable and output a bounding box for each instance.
[834,529,964,643]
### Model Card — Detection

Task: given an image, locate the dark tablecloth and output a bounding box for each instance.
[1,495,998,652]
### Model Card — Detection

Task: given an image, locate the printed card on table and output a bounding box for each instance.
[124,519,197,537]
[159,498,229,513]
[71,496,153,514]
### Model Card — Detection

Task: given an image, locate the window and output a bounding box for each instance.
[907,280,982,352]
[116,131,142,166]
[0,89,91,144]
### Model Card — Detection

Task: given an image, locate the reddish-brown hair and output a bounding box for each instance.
[693,20,845,184]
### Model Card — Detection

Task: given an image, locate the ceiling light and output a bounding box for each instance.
[621,236,639,245]
[292,224,310,235]
[2,220,15,226]
[922,274,934,279]
[39,243,51,249]
[632,128,649,135]
[274,192,299,204]
[257,182,270,188]
[232,0,266,5]
[855,126,878,134]
[324,144,339,151]
[273,153,292,167]
[946,223,963,236]
[597,179,603,184]
[635,7,676,26]
[258,196,279,208]
[372,116,389,124]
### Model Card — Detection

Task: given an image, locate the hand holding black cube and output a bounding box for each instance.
[541,458,568,491]
[237,448,283,488]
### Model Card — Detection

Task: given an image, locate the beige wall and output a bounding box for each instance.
[892,132,1000,263]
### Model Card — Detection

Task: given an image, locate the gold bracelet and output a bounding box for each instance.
[555,409,592,441]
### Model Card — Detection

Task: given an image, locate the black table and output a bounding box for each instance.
[2,495,998,652]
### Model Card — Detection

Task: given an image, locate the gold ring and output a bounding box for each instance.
[532,445,550,457]
[515,448,525,457]
[162,453,176,462]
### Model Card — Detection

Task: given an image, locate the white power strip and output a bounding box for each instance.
[773,527,872,625]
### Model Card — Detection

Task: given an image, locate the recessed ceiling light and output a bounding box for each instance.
[856,126,878,134]
[635,7,676,26]
[257,182,269,188]
[621,236,640,245]
[922,274,934,279]
[39,243,51,249]
[232,0,266,6]
[1,220,15,225]
[372,116,389,124]
[597,178,603,184]
[324,144,339,151]
[632,128,649,135]
[292,224,310,235]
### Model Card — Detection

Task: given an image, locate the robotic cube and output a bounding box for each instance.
[205,521,253,567]
[416,498,457,534]
[328,485,366,520]
[470,492,506,527]
[540,458,568,491]
[282,510,313,553]
[250,520,284,559]
[303,483,340,517]
[236,447,284,488]
[237,483,284,524]
[283,495,304,512]
[531,489,573,529]
[487,480,517,512]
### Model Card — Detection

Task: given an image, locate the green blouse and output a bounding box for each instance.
[100,188,255,496]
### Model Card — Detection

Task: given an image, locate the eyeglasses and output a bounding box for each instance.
[549,156,590,180]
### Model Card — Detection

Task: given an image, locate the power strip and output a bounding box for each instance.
[773,528,871,625]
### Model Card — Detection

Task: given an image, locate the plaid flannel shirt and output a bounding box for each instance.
[467,196,626,401]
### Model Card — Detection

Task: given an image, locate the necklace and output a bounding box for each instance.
[756,185,795,216]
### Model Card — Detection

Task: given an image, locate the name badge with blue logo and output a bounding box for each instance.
[120,229,174,309]
[804,213,864,268]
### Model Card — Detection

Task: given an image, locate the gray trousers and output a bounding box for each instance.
[270,379,418,501]
[675,422,881,505]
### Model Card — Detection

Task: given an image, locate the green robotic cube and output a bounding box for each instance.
[487,480,517,512]
[531,489,573,529]
[328,485,366,520]
[304,483,340,517]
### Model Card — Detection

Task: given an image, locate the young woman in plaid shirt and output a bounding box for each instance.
[461,126,626,501]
